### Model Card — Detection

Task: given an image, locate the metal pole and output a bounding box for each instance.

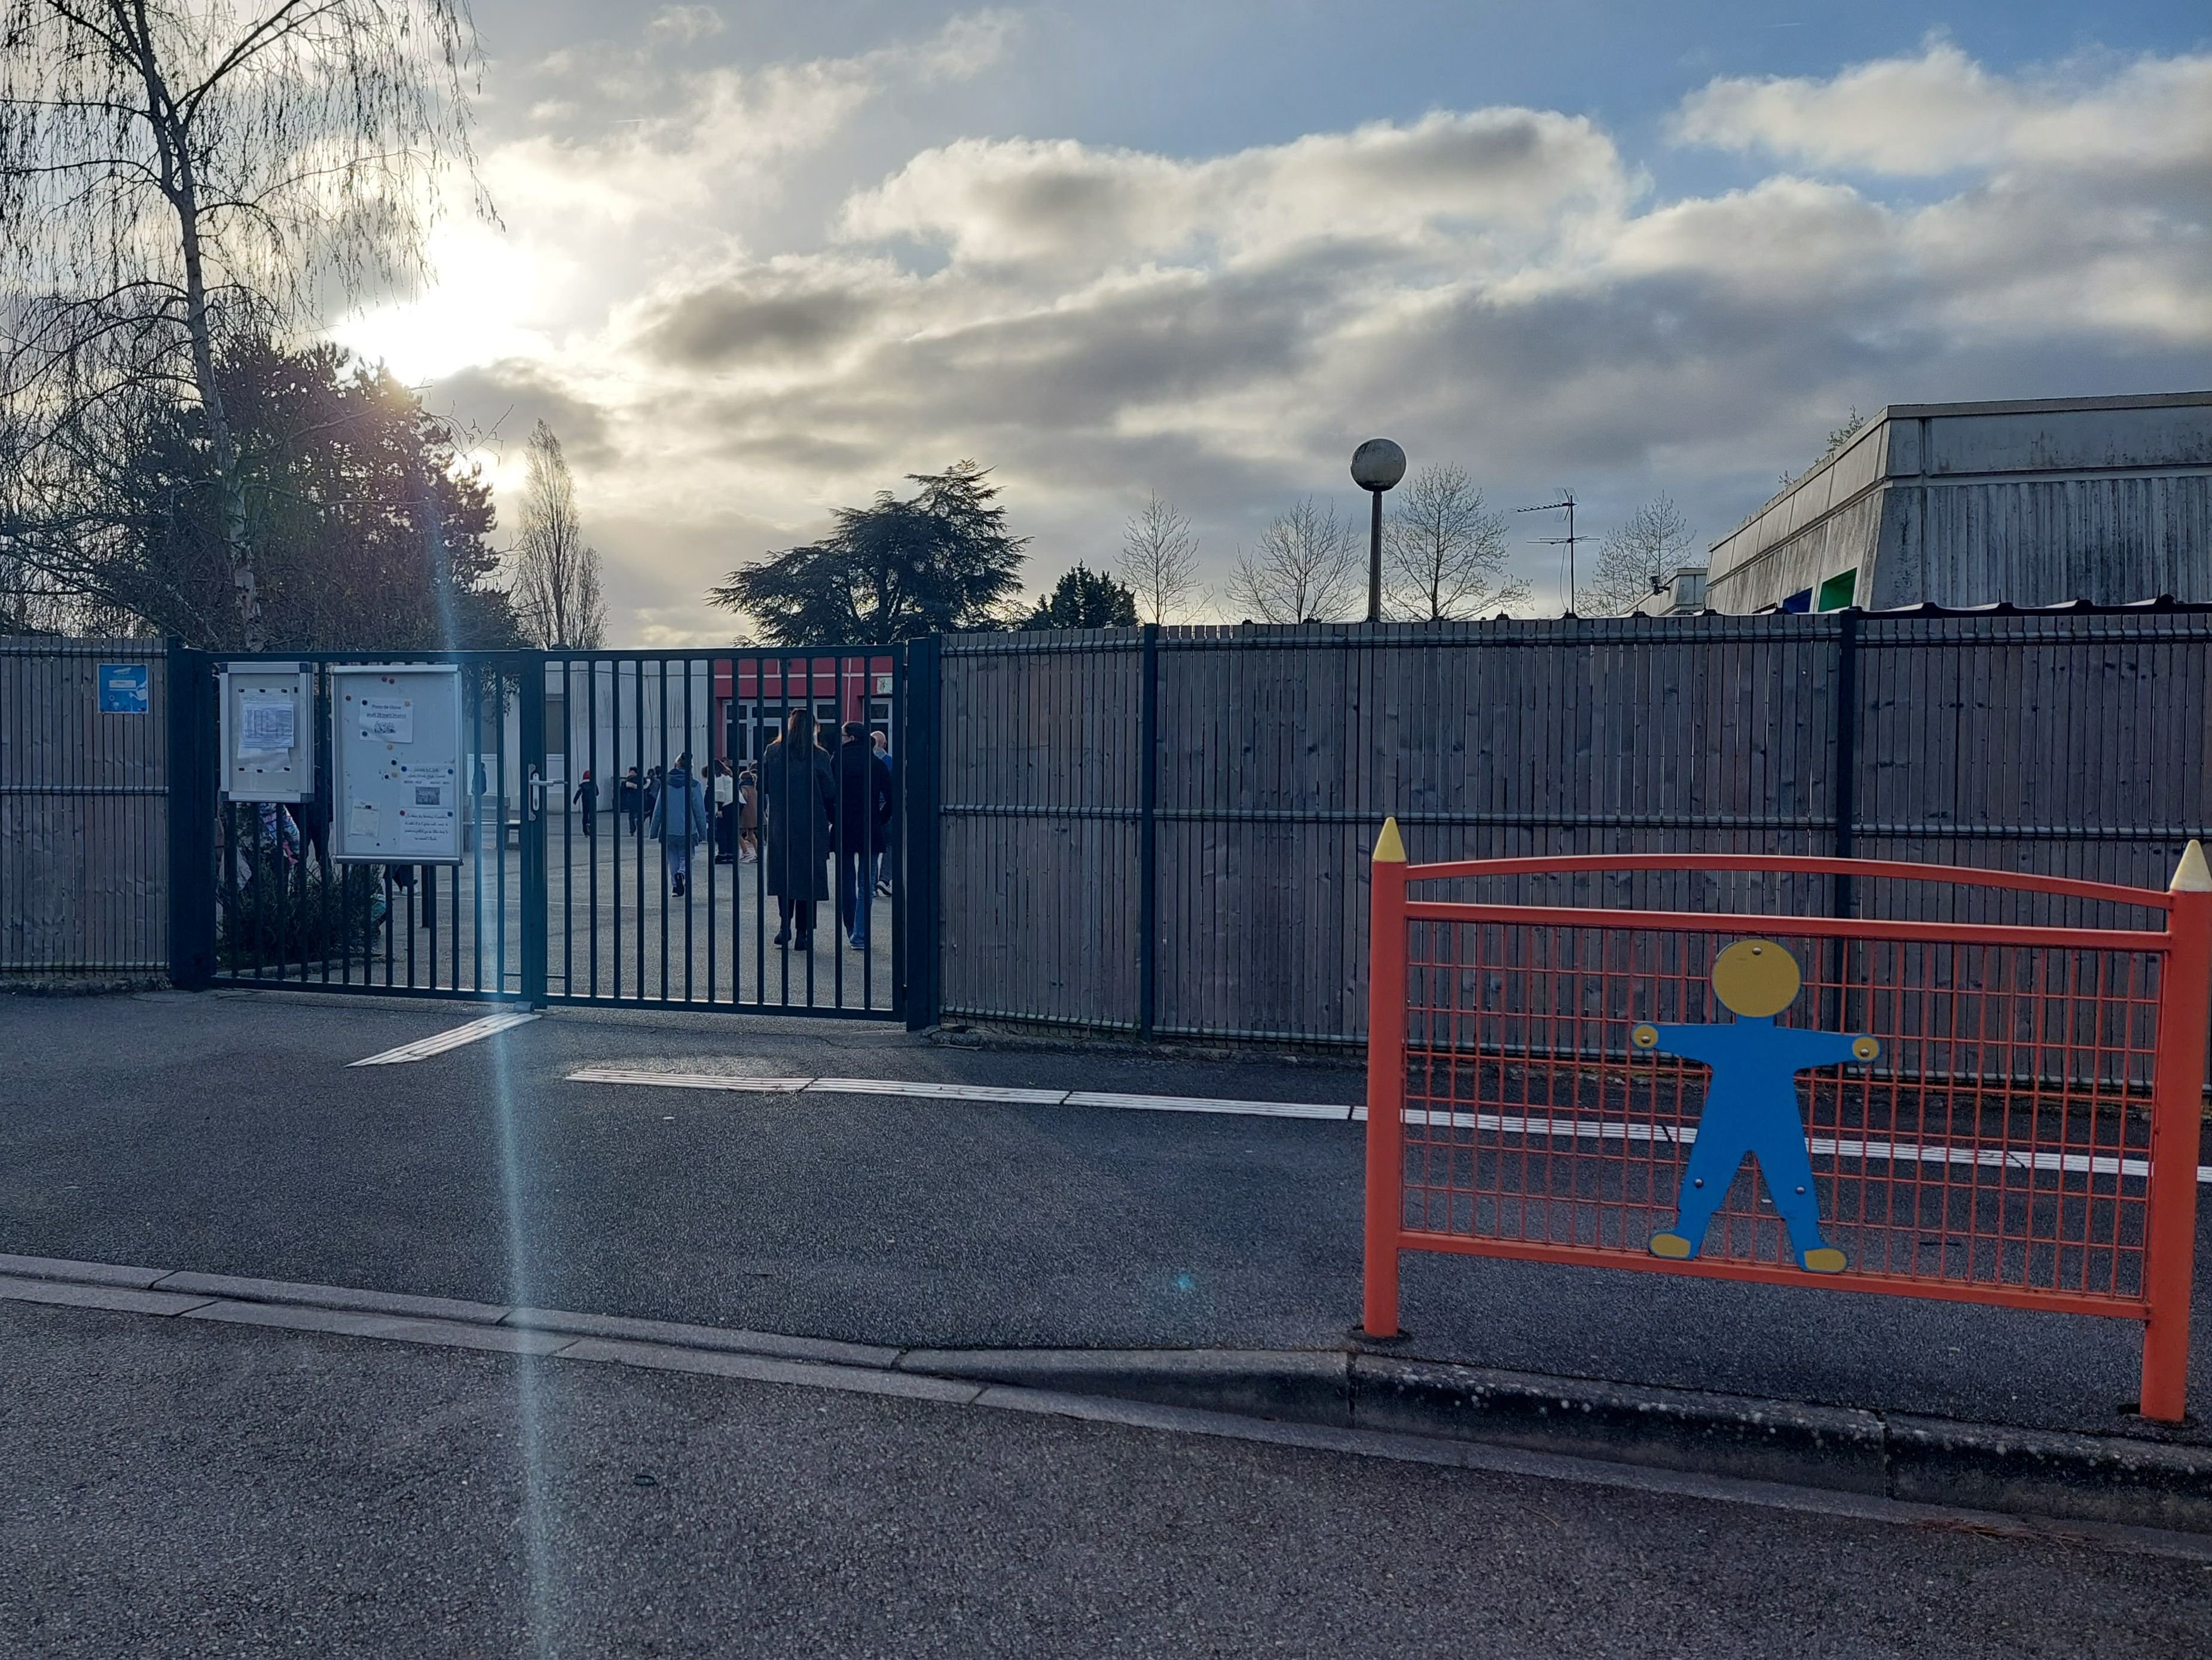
[164,640,216,990]
[2140,843,2212,1421]
[1362,816,1409,1337]
[1137,623,1160,1037]
[519,655,547,1007]
[902,634,942,1033]
[1366,488,1383,623]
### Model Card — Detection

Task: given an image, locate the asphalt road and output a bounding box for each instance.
[1,1300,2203,1659]
[0,990,2207,1436]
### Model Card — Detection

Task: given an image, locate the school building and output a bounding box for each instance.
[1701,390,2212,615]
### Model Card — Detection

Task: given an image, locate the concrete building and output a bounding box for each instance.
[1704,392,2212,614]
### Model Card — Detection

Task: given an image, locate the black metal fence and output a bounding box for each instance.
[179,646,906,1017]
[10,613,2211,1051]
[1,638,170,979]
[925,610,2212,1045]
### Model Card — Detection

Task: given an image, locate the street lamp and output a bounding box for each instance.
[1350,438,1406,623]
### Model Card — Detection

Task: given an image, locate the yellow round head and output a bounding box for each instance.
[1710,938,1801,1018]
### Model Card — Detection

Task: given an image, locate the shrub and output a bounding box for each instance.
[219,857,387,970]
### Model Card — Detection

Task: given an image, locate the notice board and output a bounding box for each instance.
[219,664,316,803]
[329,664,463,864]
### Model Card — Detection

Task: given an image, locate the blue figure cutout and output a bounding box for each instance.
[1631,938,1879,1274]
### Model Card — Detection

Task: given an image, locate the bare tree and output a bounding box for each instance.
[510,421,605,647]
[1576,494,1699,617]
[0,0,488,648]
[1116,490,1202,623]
[1227,497,1361,623]
[1385,463,1528,620]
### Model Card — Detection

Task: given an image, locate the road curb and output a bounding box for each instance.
[888,1344,2212,1533]
[1352,1356,1892,1496]
[4,1250,2210,1532]
[899,1346,1352,1425]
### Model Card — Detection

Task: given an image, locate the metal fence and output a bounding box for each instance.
[10,610,2212,1037]
[1,638,169,977]
[1361,848,2212,1421]
[927,610,2212,1044]
[190,647,906,1019]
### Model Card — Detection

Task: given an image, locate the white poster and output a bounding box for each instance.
[358,696,415,744]
[220,666,316,802]
[237,691,297,759]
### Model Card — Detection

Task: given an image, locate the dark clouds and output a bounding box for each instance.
[430,358,618,467]
[638,279,878,366]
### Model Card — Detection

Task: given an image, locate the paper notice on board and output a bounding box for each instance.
[358,695,414,744]
[349,802,380,839]
[237,692,295,759]
[398,813,454,852]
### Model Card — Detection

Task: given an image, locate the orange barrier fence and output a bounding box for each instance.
[1361,832,2212,1421]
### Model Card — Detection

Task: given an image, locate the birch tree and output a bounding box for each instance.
[0,0,489,647]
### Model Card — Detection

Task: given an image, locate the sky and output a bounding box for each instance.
[331,0,2212,643]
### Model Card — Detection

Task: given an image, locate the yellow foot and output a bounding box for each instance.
[1648,1232,1694,1259]
[1800,1247,1848,1274]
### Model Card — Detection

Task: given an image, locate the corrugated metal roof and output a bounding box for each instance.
[1757,594,2212,618]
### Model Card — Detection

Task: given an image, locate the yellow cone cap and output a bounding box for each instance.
[2173,839,2212,893]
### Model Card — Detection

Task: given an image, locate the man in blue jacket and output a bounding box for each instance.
[1631,938,1879,1274]
[647,751,711,898]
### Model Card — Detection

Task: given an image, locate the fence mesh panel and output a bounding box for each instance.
[1400,917,2162,1302]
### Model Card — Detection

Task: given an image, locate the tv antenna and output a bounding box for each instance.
[1517,489,1584,616]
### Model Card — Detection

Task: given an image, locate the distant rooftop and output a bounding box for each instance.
[1704,390,2212,614]
[1718,389,2212,554]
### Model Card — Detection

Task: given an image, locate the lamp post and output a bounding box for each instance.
[1351,438,1407,623]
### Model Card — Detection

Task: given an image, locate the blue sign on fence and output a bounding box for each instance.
[98,662,149,714]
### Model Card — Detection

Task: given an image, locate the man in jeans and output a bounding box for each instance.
[647,751,710,898]
[835,721,894,950]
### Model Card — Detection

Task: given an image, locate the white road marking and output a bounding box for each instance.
[567,1065,2212,1185]
[808,1078,1067,1105]
[570,1068,811,1093]
[1067,1090,1349,1120]
[350,1011,539,1066]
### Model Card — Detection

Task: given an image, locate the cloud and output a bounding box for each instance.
[376,39,2212,641]
[484,10,1021,230]
[839,109,1629,270]
[645,6,725,48]
[633,260,896,368]
[431,359,616,467]
[1673,41,2212,178]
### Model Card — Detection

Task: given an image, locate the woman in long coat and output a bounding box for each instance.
[760,708,836,948]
